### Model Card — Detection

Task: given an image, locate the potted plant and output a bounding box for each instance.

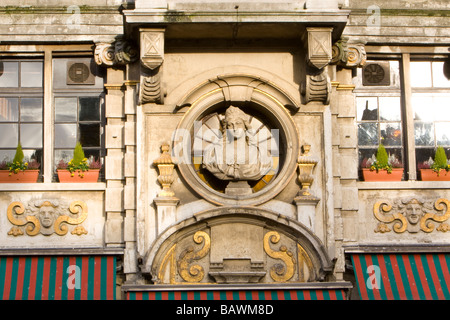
[419,146,450,181]
[0,142,40,183]
[56,142,101,183]
[361,144,403,181]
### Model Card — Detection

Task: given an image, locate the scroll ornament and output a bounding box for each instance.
[94,36,138,67]
[7,200,88,237]
[373,198,450,234]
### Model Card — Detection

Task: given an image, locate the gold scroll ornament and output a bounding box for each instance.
[263,231,296,282]
[373,198,450,233]
[7,200,88,236]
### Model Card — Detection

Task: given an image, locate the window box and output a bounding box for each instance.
[57,169,100,183]
[0,170,39,183]
[419,169,450,181]
[362,168,404,181]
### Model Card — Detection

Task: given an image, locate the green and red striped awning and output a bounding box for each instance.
[350,252,450,300]
[0,255,116,300]
[124,283,352,300]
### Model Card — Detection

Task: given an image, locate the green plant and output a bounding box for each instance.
[57,142,101,177]
[431,146,450,175]
[4,143,40,175]
[368,144,401,174]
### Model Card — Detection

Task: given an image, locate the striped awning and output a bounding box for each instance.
[124,283,352,300]
[350,252,450,300]
[0,255,116,300]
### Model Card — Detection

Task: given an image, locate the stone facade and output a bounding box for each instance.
[0,0,449,300]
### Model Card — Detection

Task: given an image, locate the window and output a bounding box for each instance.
[356,60,403,177]
[411,61,450,169]
[53,57,105,178]
[356,55,450,180]
[0,55,104,182]
[0,60,43,171]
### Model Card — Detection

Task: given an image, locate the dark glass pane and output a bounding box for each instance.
[385,147,403,166]
[414,122,434,146]
[20,124,42,148]
[357,97,378,121]
[20,98,43,122]
[0,97,19,121]
[0,124,18,148]
[381,122,402,146]
[84,149,100,162]
[416,148,435,169]
[0,62,19,87]
[55,97,77,122]
[21,62,43,88]
[358,122,378,146]
[79,97,100,121]
[23,148,42,168]
[54,123,76,148]
[79,123,100,147]
[359,148,377,168]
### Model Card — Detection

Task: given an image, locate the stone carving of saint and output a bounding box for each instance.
[202,106,273,181]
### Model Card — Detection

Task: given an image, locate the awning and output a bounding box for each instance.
[123,283,353,300]
[350,252,450,300]
[0,255,116,300]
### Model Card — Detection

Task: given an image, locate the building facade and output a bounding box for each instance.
[0,0,449,300]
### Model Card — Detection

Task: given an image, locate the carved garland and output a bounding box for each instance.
[373,198,450,233]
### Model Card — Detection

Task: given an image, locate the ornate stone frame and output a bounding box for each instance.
[172,74,300,206]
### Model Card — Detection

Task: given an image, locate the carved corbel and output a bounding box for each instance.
[94,36,139,67]
[331,38,367,68]
[302,27,333,104]
[140,28,165,104]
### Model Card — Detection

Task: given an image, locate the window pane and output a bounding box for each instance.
[55,97,77,122]
[435,122,450,146]
[54,123,77,148]
[0,62,19,87]
[21,61,43,88]
[0,149,15,162]
[379,97,401,121]
[411,61,432,87]
[412,95,435,121]
[357,97,378,121]
[0,98,19,121]
[415,122,435,146]
[416,148,435,168]
[55,149,73,166]
[79,97,100,121]
[432,62,450,88]
[381,122,402,146]
[358,122,378,146]
[20,124,42,148]
[79,123,100,147]
[433,95,450,121]
[0,124,18,147]
[20,98,43,122]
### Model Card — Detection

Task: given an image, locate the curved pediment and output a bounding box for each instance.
[142,207,333,285]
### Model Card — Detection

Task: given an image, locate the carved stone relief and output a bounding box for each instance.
[7,200,88,237]
[373,198,450,233]
[94,36,139,67]
[331,38,367,68]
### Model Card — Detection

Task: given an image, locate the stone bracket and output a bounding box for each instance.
[139,28,166,104]
[331,37,367,69]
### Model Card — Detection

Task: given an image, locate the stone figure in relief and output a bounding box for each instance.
[202,106,273,181]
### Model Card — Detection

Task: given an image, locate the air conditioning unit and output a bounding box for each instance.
[362,62,390,86]
[66,60,95,85]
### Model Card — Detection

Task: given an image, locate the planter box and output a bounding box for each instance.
[57,169,100,183]
[362,168,404,182]
[0,170,39,183]
[419,169,450,181]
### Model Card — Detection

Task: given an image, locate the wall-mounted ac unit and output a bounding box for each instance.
[362,62,390,86]
[66,60,95,85]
